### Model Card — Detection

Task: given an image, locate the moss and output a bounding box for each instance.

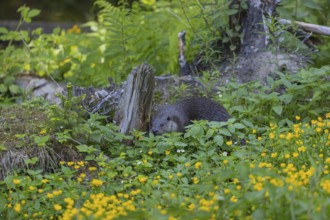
[0,103,81,180]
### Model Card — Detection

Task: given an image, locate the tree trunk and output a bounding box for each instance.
[114,63,155,134]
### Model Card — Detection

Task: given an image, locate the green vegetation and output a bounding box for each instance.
[0,0,330,219]
[1,0,242,90]
[1,66,329,219]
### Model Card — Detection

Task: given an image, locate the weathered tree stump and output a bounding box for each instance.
[114,63,155,134]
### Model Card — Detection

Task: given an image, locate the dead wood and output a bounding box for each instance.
[114,63,155,134]
[278,19,330,37]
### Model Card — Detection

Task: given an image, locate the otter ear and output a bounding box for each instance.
[167,116,171,121]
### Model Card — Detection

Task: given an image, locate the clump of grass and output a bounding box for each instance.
[0,101,81,180]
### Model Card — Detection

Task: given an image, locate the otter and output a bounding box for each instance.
[151,97,231,135]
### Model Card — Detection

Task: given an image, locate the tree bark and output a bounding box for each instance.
[114,63,155,134]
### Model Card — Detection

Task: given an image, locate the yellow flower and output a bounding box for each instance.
[193,177,199,184]
[271,153,278,158]
[138,176,147,183]
[39,128,47,134]
[77,161,85,166]
[254,182,263,191]
[230,195,238,203]
[90,179,104,187]
[14,203,21,212]
[224,189,230,194]
[293,152,299,158]
[47,193,54,199]
[176,172,182,177]
[64,197,74,206]
[269,132,275,139]
[195,162,202,169]
[88,166,97,171]
[320,180,330,193]
[54,204,62,211]
[42,179,49,184]
[188,203,195,211]
[298,146,306,152]
[131,189,141,195]
[295,116,301,120]
[53,190,63,196]
[13,179,20,185]
[67,24,81,34]
[165,150,171,155]
[223,159,228,165]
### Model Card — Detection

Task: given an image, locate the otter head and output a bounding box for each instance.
[151,112,181,135]
[151,114,179,135]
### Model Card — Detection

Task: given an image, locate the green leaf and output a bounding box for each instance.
[24,157,39,165]
[28,9,41,18]
[312,90,322,101]
[4,76,15,85]
[279,94,293,104]
[242,119,254,128]
[206,129,215,138]
[9,84,21,94]
[34,135,50,147]
[0,84,7,93]
[0,144,7,151]
[218,128,231,136]
[76,144,98,154]
[228,124,236,133]
[214,135,224,146]
[188,125,204,137]
[232,105,245,113]
[302,0,322,10]
[0,27,8,34]
[233,123,246,129]
[272,105,283,116]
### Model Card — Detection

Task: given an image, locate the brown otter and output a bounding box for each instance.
[151,97,231,135]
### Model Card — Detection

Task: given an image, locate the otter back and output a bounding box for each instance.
[151,97,230,135]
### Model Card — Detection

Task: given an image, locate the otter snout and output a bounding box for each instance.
[152,129,160,135]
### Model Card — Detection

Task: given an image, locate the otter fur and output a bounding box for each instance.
[151,97,231,135]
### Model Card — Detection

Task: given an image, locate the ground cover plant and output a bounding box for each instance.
[0,66,330,219]
[1,0,330,219]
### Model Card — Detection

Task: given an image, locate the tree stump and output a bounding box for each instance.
[114,63,155,134]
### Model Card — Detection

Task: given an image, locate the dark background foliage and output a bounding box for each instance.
[0,0,138,22]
